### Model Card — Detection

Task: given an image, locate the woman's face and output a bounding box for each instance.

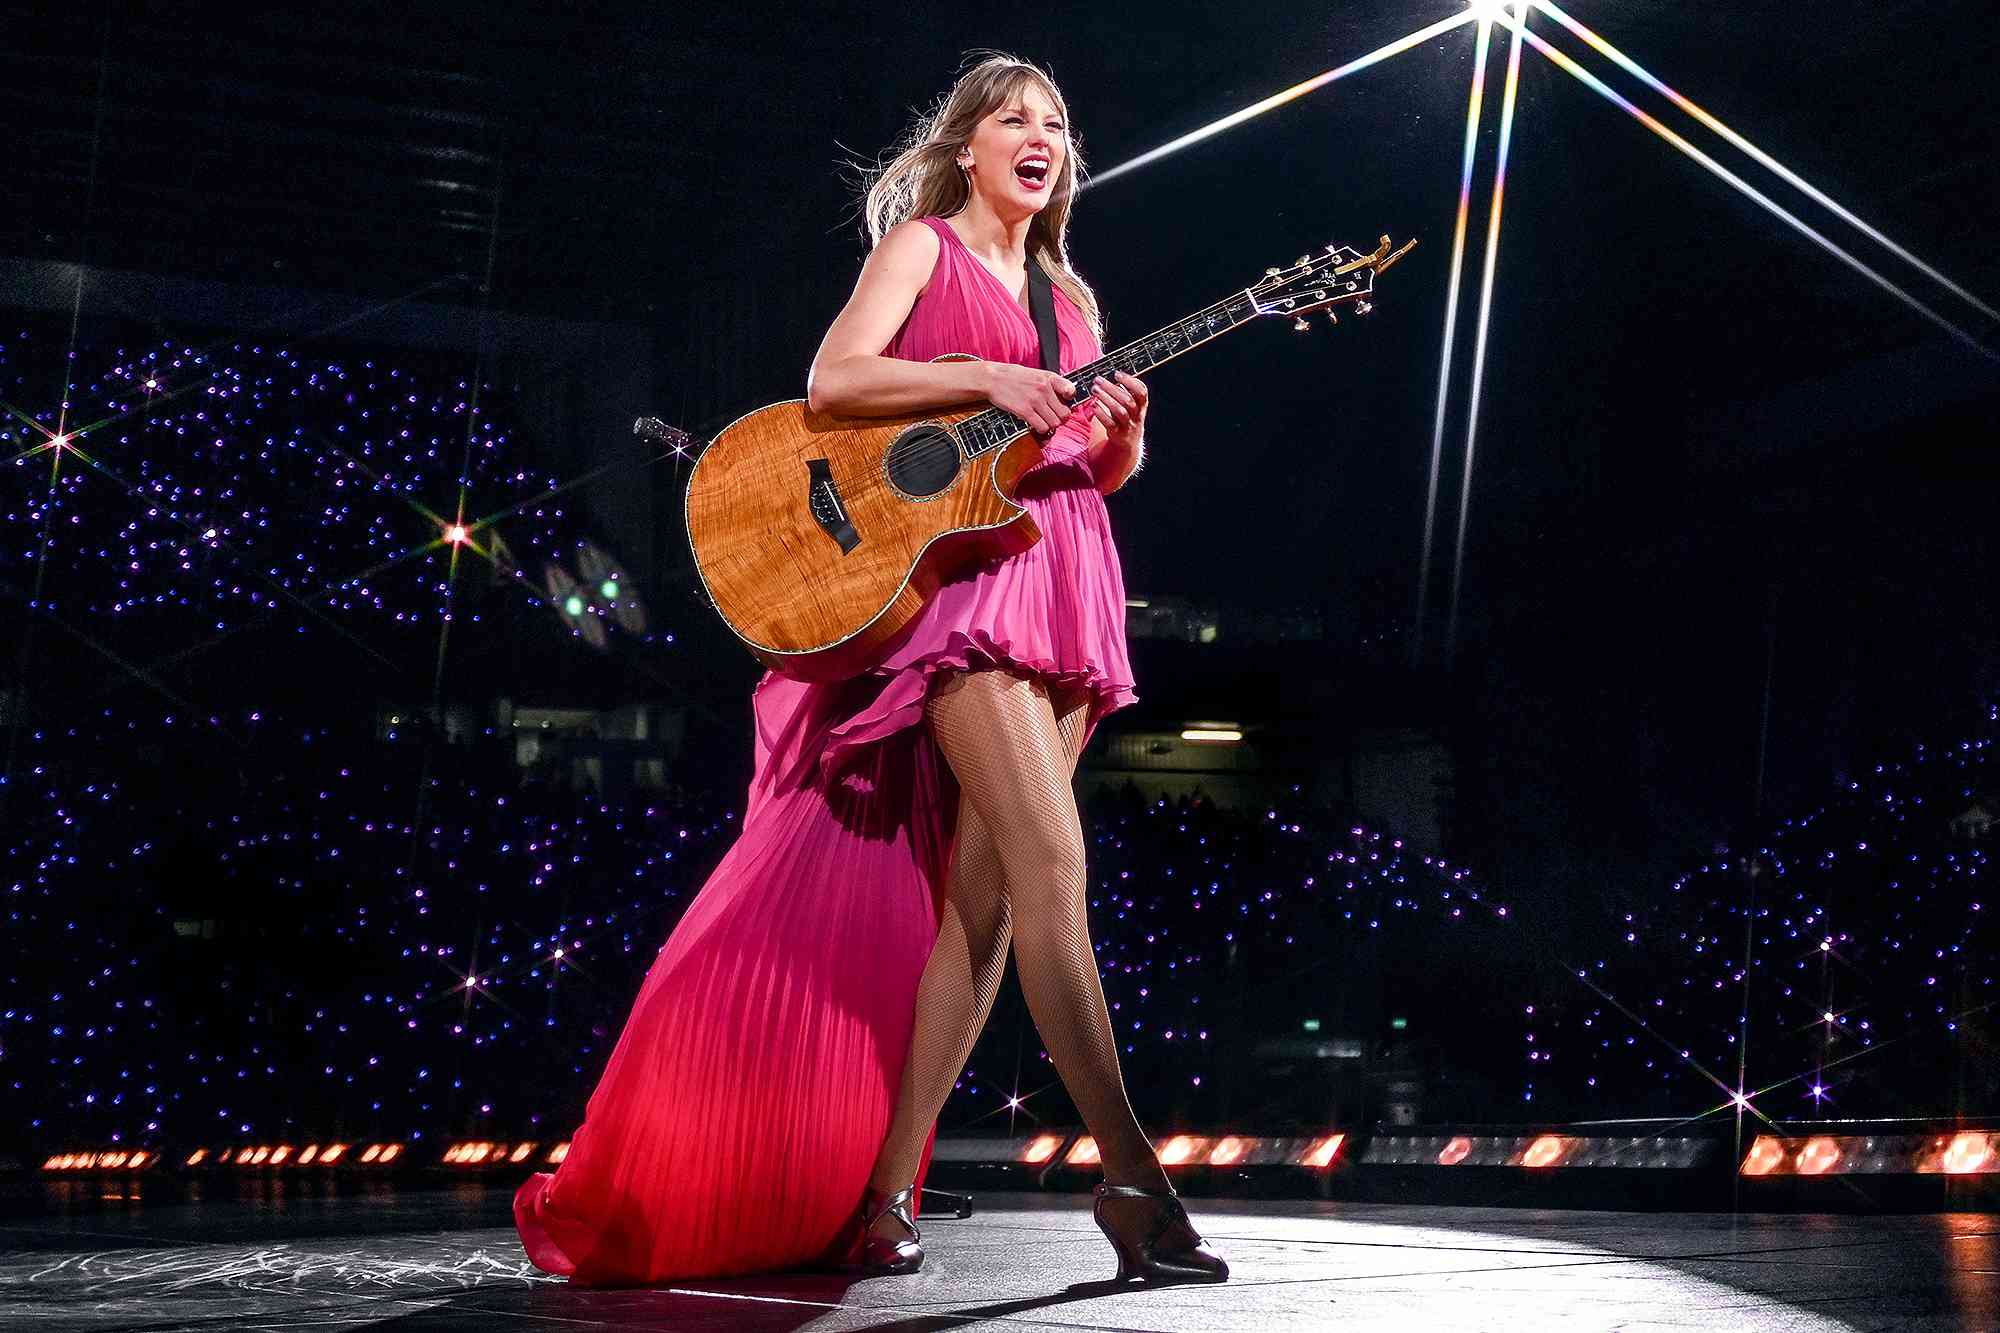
[964,80,1067,215]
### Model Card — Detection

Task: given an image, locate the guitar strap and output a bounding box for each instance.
[1026,255,1061,374]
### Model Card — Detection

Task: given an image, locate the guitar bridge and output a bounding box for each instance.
[806,458,860,555]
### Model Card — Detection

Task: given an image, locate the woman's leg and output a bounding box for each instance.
[864,782,1013,1203]
[862,677,1116,1245]
[921,669,1168,1191]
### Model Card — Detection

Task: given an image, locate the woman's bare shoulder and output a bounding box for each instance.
[874,218,944,294]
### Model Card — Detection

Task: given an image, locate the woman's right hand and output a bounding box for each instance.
[982,362,1078,435]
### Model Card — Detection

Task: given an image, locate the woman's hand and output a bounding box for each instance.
[1090,370,1148,451]
[984,362,1077,435]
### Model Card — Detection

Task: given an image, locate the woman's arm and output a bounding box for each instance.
[806,221,993,416]
[1085,412,1144,494]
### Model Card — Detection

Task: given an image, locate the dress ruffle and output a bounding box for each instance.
[819,626,1139,786]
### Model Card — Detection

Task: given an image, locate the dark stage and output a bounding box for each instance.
[6,1184,1995,1332]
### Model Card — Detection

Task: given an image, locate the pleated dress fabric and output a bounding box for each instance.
[512,211,1139,1285]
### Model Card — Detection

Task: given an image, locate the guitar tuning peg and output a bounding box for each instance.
[1325,311,1339,326]
[1294,254,1310,267]
[1265,267,1281,276]
[1292,317,1311,332]
[1354,300,1374,316]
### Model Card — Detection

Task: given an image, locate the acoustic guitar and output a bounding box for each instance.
[667,232,1415,682]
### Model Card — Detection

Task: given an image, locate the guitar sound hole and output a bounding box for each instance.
[883,424,962,499]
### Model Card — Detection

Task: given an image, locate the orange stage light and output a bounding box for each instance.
[1065,1136,1102,1166]
[1741,1136,1786,1177]
[1021,1134,1063,1164]
[1795,1137,1843,1176]
[1208,1136,1250,1167]
[1300,1134,1346,1169]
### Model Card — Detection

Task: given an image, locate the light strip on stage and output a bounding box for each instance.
[1084,8,1479,191]
[1519,27,1990,358]
[1445,4,1527,659]
[1532,0,1999,325]
[1415,16,1495,659]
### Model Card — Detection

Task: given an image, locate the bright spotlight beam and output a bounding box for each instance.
[1520,26,1992,359]
[1416,16,1495,659]
[1532,0,1999,325]
[1446,6,1526,659]
[1084,8,1479,191]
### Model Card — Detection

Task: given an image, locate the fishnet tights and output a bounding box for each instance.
[866,668,1168,1237]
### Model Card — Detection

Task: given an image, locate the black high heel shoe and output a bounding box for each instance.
[1092,1180,1230,1283]
[845,1183,923,1276]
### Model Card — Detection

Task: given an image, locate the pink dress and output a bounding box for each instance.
[512,211,1138,1285]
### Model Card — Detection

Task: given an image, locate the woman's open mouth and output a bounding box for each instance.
[1014,157,1050,192]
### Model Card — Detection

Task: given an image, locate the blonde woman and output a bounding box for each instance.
[514,52,1225,1288]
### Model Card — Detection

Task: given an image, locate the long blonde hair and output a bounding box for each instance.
[851,51,1104,345]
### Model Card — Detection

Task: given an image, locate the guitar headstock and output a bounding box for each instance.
[634,416,703,457]
[1249,234,1418,331]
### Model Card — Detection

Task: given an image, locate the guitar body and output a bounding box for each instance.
[685,354,1047,682]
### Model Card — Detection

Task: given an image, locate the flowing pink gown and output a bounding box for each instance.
[513,212,1138,1285]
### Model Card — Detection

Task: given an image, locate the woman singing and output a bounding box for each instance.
[513,51,1227,1288]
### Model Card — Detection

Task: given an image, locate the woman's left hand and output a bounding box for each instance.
[1090,370,1148,451]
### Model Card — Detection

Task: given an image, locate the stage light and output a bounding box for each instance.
[1742,1136,1786,1176]
[1518,26,1986,355]
[1521,1134,1571,1168]
[1530,0,1998,324]
[1181,728,1242,743]
[1445,0,1526,658]
[1796,1136,1842,1175]
[1065,1136,1102,1166]
[360,1145,381,1163]
[599,579,619,599]
[1022,1134,1063,1164]
[1206,1136,1248,1167]
[546,1142,570,1164]
[1159,1135,1211,1166]
[1466,0,1513,21]
[40,1149,151,1171]
[1371,1133,1715,1169]
[321,1143,347,1163]
[445,524,470,545]
[1300,1134,1346,1168]
[1741,1131,1999,1177]
[1084,7,1480,190]
[1941,1132,1995,1175]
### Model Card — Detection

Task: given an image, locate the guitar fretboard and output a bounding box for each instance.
[954,288,1261,460]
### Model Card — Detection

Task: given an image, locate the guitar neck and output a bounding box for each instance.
[955,287,1261,460]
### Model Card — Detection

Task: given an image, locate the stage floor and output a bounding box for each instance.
[5,1185,1993,1331]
